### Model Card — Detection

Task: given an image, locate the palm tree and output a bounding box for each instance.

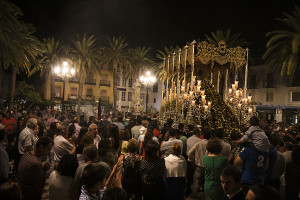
[70,33,100,110]
[128,46,155,77]
[263,5,300,81]
[0,0,44,109]
[205,28,249,48]
[101,36,131,110]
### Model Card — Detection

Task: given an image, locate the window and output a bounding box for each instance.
[117,76,120,86]
[86,89,93,99]
[121,91,126,101]
[153,82,158,93]
[70,88,77,99]
[140,93,145,105]
[266,73,274,88]
[55,87,61,97]
[122,77,127,87]
[128,78,133,87]
[128,92,132,101]
[292,92,300,101]
[154,98,156,103]
[266,92,274,102]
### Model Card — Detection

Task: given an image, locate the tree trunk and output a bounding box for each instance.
[78,74,84,111]
[50,68,55,100]
[8,66,17,110]
[113,69,117,111]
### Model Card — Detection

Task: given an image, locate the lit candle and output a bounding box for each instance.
[204,105,208,112]
[183,93,187,100]
[236,91,239,99]
[197,80,201,86]
[190,91,193,96]
[197,86,201,93]
[237,103,242,109]
[200,90,205,96]
[229,88,232,94]
[208,101,212,108]
[244,98,248,104]
[201,95,206,101]
[229,98,233,103]
[181,86,185,92]
[235,81,239,88]
[248,107,253,114]
[192,100,195,106]
[232,84,236,90]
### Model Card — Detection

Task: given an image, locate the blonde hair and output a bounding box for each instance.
[171,143,182,156]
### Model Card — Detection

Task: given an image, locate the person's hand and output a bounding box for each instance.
[112,159,122,173]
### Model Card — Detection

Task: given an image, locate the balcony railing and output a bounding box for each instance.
[85,79,96,85]
[99,80,111,87]
[99,96,110,103]
[82,95,95,101]
[53,76,64,82]
[69,77,79,83]
[68,94,78,100]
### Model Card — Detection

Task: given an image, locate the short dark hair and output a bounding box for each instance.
[178,123,184,130]
[0,129,5,142]
[188,124,194,131]
[81,163,108,188]
[0,181,22,200]
[220,165,242,183]
[102,187,128,200]
[206,138,222,154]
[202,129,211,140]
[145,141,159,161]
[57,154,78,177]
[186,191,210,200]
[250,116,260,126]
[167,118,173,126]
[214,128,224,139]
[84,145,98,160]
[169,128,176,137]
[36,136,53,148]
[249,184,281,200]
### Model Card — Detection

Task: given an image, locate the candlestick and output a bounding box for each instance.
[204,105,208,113]
[192,100,195,106]
[237,103,242,109]
[229,88,232,94]
[248,96,252,102]
[248,107,253,114]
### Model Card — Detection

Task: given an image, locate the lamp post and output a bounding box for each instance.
[139,71,156,114]
[54,61,75,110]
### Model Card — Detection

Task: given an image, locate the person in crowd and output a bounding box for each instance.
[0,181,22,200]
[1,111,17,145]
[187,129,211,193]
[122,139,143,200]
[285,145,300,200]
[245,184,281,200]
[203,138,229,200]
[75,127,88,165]
[53,125,76,163]
[178,127,187,160]
[164,143,187,200]
[185,124,194,138]
[73,117,81,138]
[150,120,160,138]
[214,128,231,157]
[109,124,121,152]
[185,191,211,200]
[159,118,173,142]
[234,138,269,193]
[47,122,61,140]
[79,161,122,200]
[0,129,9,184]
[18,136,53,200]
[187,127,201,154]
[87,116,95,127]
[81,123,98,146]
[72,145,110,199]
[46,112,58,130]
[131,116,145,140]
[220,165,245,200]
[139,127,159,158]
[161,128,183,157]
[115,116,125,133]
[18,118,38,155]
[237,116,270,152]
[282,141,293,164]
[68,123,76,142]
[140,141,166,200]
[98,138,118,170]
[49,154,78,200]
[102,187,128,200]
[79,114,88,127]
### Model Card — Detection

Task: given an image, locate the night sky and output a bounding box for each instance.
[10,0,300,60]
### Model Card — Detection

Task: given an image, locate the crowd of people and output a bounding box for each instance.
[0,107,299,200]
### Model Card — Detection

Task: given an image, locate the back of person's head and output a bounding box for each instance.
[171,143,182,156]
[102,187,128,200]
[270,134,279,147]
[193,127,201,136]
[145,141,159,161]
[84,145,98,160]
[248,184,281,200]
[0,182,22,200]
[136,117,142,125]
[0,129,5,142]
[81,163,108,189]
[202,129,211,140]
[26,118,38,130]
[284,142,294,151]
[80,114,85,121]
[292,145,300,165]
[109,124,120,151]
[88,123,97,132]
[127,139,139,153]
[167,118,173,126]
[186,191,211,200]
[89,116,95,122]
[169,128,177,137]
[149,120,158,129]
[188,124,194,132]
[214,128,224,139]
[206,138,222,154]
[36,136,54,148]
[57,154,78,177]
[178,123,184,130]
[117,116,123,123]
[221,165,242,183]
[250,116,260,126]
[98,138,113,156]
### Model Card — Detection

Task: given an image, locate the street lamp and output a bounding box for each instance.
[53,61,75,110]
[139,71,156,113]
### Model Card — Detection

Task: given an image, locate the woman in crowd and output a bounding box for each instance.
[122,139,143,200]
[164,143,187,200]
[285,145,300,200]
[109,124,120,153]
[203,138,228,200]
[139,126,158,158]
[49,154,78,200]
[98,138,118,170]
[47,122,60,140]
[140,141,166,200]
[75,127,88,165]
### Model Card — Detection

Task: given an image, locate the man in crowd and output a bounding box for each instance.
[115,116,125,133]
[187,127,201,153]
[1,111,17,149]
[214,128,231,157]
[18,118,38,157]
[245,184,281,200]
[220,165,245,200]
[161,128,183,157]
[131,117,145,140]
[0,129,9,185]
[18,136,53,200]
[81,123,99,146]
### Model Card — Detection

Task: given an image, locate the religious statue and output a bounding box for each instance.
[132,79,143,114]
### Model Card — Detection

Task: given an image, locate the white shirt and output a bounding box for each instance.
[53,135,74,162]
[161,137,183,157]
[18,127,36,154]
[164,154,187,178]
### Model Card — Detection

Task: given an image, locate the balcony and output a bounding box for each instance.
[68,94,78,101]
[99,96,110,103]
[54,93,63,100]
[99,80,111,87]
[85,79,96,85]
[82,95,95,101]
[53,76,64,82]
[69,77,79,84]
